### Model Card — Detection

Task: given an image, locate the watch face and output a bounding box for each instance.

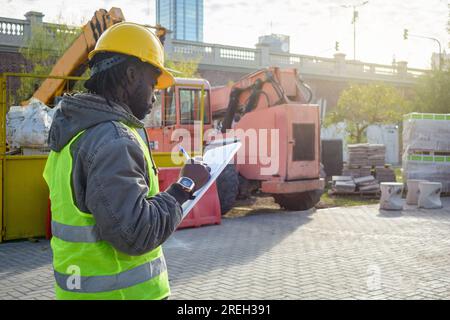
[180,177,194,188]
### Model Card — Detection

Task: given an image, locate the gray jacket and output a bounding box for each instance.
[49,93,189,256]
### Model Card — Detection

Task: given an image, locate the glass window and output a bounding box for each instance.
[179,88,210,125]
[157,0,203,41]
[164,87,177,125]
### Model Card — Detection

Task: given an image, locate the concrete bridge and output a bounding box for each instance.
[1,11,428,109]
[164,38,427,108]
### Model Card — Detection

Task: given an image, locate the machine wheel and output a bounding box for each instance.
[273,189,323,211]
[216,164,239,215]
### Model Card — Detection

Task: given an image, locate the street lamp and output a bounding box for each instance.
[403,29,443,70]
[341,1,369,61]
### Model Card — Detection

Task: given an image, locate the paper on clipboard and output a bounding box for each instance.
[181,140,242,218]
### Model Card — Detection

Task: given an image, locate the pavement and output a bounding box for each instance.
[1,199,450,300]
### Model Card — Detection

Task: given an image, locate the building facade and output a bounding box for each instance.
[257,34,290,53]
[156,0,203,42]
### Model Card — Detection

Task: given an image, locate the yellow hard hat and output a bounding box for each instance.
[88,22,174,89]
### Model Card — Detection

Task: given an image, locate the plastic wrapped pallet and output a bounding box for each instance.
[403,154,450,193]
[403,113,450,153]
[6,98,56,148]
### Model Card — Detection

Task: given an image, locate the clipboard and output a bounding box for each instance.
[181,140,242,218]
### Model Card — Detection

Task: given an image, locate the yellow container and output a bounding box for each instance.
[1,156,49,241]
[1,73,87,242]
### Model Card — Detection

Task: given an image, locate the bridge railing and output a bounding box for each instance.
[168,39,428,82]
[1,13,429,83]
[0,17,28,47]
[171,40,261,69]
[0,14,79,51]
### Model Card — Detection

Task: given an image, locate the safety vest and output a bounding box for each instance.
[43,122,170,300]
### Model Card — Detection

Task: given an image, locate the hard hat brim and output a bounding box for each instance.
[156,67,175,89]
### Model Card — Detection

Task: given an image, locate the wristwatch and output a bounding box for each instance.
[176,177,195,194]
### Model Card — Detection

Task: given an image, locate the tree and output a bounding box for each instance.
[325,83,409,143]
[411,64,450,114]
[165,53,200,78]
[17,22,84,104]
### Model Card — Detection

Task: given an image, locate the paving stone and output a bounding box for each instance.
[2,199,450,299]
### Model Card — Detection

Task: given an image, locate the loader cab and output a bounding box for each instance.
[144,78,212,154]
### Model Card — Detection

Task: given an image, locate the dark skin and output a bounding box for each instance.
[106,62,210,192]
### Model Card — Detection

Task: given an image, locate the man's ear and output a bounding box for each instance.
[126,65,138,85]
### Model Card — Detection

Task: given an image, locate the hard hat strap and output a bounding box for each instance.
[91,55,128,76]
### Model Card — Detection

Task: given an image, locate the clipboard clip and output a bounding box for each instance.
[206,137,241,148]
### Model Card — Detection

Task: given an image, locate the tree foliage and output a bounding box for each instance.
[17,23,84,104]
[411,64,450,114]
[325,83,409,143]
[165,54,200,79]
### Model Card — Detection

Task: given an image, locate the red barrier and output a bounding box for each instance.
[158,168,221,229]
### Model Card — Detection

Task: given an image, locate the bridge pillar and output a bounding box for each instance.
[24,11,44,39]
[256,42,270,67]
[396,61,408,77]
[334,52,346,75]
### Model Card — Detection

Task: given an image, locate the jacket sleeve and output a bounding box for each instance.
[85,136,188,256]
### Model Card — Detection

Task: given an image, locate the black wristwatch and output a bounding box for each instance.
[176,177,195,195]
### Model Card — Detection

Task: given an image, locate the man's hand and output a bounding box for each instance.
[180,158,211,192]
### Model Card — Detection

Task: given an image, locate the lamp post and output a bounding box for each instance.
[341,1,369,61]
[403,29,443,70]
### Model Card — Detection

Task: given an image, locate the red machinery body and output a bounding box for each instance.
[232,104,322,194]
[147,67,324,213]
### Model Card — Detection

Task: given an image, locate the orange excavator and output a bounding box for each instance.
[32,7,324,214]
[145,68,325,213]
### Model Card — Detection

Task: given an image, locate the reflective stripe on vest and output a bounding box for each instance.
[54,256,167,293]
[51,220,100,243]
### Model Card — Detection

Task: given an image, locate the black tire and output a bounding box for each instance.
[273,189,323,211]
[216,164,239,215]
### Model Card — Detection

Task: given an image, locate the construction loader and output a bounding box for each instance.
[145,68,325,214]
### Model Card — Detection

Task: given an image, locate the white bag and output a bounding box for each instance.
[7,98,54,148]
[6,106,26,148]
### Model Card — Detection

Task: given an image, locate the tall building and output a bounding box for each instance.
[156,0,203,42]
[257,34,290,53]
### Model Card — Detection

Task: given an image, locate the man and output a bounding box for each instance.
[43,22,210,300]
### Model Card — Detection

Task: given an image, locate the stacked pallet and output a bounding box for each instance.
[342,165,372,178]
[348,144,369,166]
[375,167,397,183]
[403,113,450,192]
[348,143,386,167]
[330,175,380,195]
[368,144,386,166]
[343,143,397,182]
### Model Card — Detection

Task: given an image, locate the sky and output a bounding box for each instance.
[1,0,449,69]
